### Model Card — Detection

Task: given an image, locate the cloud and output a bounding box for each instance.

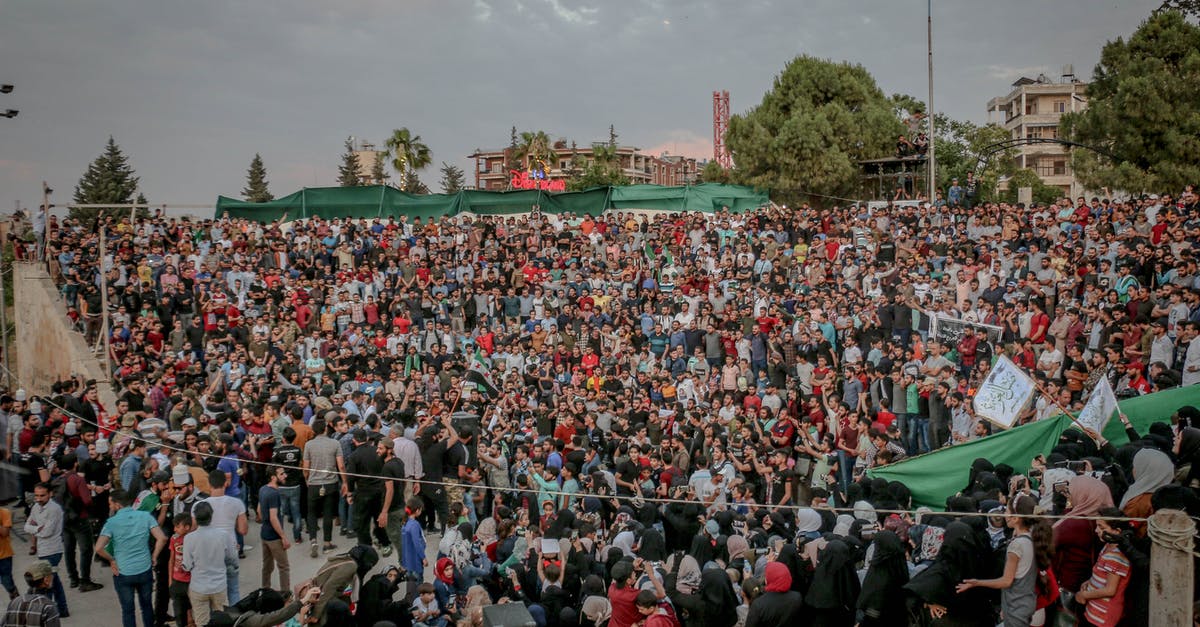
[541,0,598,25]
[474,0,493,21]
[984,64,1052,81]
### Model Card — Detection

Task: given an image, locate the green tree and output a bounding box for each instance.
[725,55,905,204]
[699,160,731,184]
[931,114,1015,202]
[242,153,273,202]
[1060,10,1200,193]
[514,130,558,174]
[401,171,429,194]
[567,141,629,191]
[337,138,362,187]
[439,161,466,194]
[384,128,432,191]
[71,136,140,223]
[370,152,388,186]
[1002,168,1063,206]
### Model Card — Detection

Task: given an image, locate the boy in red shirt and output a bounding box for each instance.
[167,513,193,627]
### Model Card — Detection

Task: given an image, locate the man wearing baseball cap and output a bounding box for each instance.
[4,560,59,625]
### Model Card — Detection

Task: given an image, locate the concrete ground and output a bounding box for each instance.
[7,510,440,626]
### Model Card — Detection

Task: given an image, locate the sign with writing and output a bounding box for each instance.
[510,170,566,192]
[1075,376,1118,434]
[973,354,1036,429]
[930,314,1003,347]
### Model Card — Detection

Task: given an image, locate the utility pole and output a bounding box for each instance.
[97,219,111,379]
[0,249,7,389]
[927,0,936,204]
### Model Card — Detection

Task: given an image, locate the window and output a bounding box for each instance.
[1053,160,1067,176]
[1025,102,1038,115]
[1053,101,1067,113]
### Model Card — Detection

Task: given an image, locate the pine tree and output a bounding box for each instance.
[242,153,274,202]
[439,162,466,194]
[337,138,362,187]
[370,153,388,185]
[71,136,140,223]
[401,171,429,194]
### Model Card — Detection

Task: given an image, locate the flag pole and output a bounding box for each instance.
[1030,377,1099,442]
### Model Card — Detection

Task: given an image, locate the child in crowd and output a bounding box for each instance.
[411,582,447,627]
[401,497,427,601]
[167,513,194,627]
[1077,508,1133,627]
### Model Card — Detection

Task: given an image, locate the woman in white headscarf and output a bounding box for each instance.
[795,507,823,539]
[1120,447,1174,519]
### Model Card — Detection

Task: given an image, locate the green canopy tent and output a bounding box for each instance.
[214,183,769,222]
[867,384,1200,509]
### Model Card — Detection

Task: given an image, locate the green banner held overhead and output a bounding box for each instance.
[868,384,1200,509]
[214,183,770,222]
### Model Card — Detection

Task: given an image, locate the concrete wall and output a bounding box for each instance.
[13,263,117,409]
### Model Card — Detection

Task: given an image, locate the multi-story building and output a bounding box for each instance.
[468,140,699,191]
[352,140,386,185]
[986,67,1088,196]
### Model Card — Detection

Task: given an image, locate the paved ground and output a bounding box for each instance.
[8,510,440,626]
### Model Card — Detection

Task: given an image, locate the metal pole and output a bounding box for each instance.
[927,0,936,204]
[41,181,50,261]
[98,222,112,379]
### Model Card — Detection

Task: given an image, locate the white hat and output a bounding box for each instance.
[64,422,77,436]
[181,417,199,428]
[95,438,110,454]
[28,400,42,415]
[172,464,191,487]
[14,389,26,402]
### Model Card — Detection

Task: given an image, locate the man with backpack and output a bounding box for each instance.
[59,453,104,592]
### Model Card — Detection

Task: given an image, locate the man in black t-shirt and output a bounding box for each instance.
[271,427,304,543]
[345,429,388,549]
[378,437,406,560]
[19,433,49,514]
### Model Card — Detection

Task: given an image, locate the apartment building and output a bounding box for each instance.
[986,67,1088,196]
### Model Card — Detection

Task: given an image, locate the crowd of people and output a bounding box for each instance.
[2,185,1200,627]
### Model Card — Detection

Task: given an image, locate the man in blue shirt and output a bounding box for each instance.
[214,434,241,499]
[94,489,167,627]
[118,437,146,492]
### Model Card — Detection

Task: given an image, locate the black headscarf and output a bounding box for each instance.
[698,568,739,627]
[806,539,861,611]
[639,528,668,562]
[776,542,809,593]
[858,531,910,619]
[348,545,380,581]
[963,458,994,492]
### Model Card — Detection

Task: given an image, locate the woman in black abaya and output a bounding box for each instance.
[857,530,910,627]
[805,539,861,627]
[903,521,993,627]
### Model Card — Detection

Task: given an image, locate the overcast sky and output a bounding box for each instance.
[0,0,1160,212]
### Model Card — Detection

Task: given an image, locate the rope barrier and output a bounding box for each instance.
[26,391,1162,524]
[1147,512,1200,558]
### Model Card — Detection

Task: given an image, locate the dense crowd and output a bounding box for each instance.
[2,185,1200,627]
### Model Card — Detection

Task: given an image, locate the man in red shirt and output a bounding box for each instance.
[608,558,666,627]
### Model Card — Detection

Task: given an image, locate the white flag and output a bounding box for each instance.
[1076,376,1119,434]
[973,355,1037,429]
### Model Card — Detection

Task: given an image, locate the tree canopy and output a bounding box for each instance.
[1060,10,1200,193]
[337,138,362,187]
[384,128,432,191]
[439,161,465,194]
[242,153,273,203]
[71,136,140,223]
[931,114,1014,203]
[726,55,905,203]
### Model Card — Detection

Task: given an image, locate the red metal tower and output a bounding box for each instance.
[712,90,731,169]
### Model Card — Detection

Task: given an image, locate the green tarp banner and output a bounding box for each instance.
[868,384,1200,509]
[215,183,769,222]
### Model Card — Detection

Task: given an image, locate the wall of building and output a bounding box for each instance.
[13,263,116,409]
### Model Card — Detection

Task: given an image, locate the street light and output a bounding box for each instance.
[0,85,12,94]
[1,110,17,118]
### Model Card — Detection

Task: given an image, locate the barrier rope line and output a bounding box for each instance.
[28,392,1163,523]
[1146,513,1200,558]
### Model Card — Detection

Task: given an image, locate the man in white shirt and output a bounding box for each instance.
[1181,322,1200,387]
[198,469,248,604]
[24,483,68,617]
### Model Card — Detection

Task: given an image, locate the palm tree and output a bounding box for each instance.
[383,128,432,190]
[515,130,558,175]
